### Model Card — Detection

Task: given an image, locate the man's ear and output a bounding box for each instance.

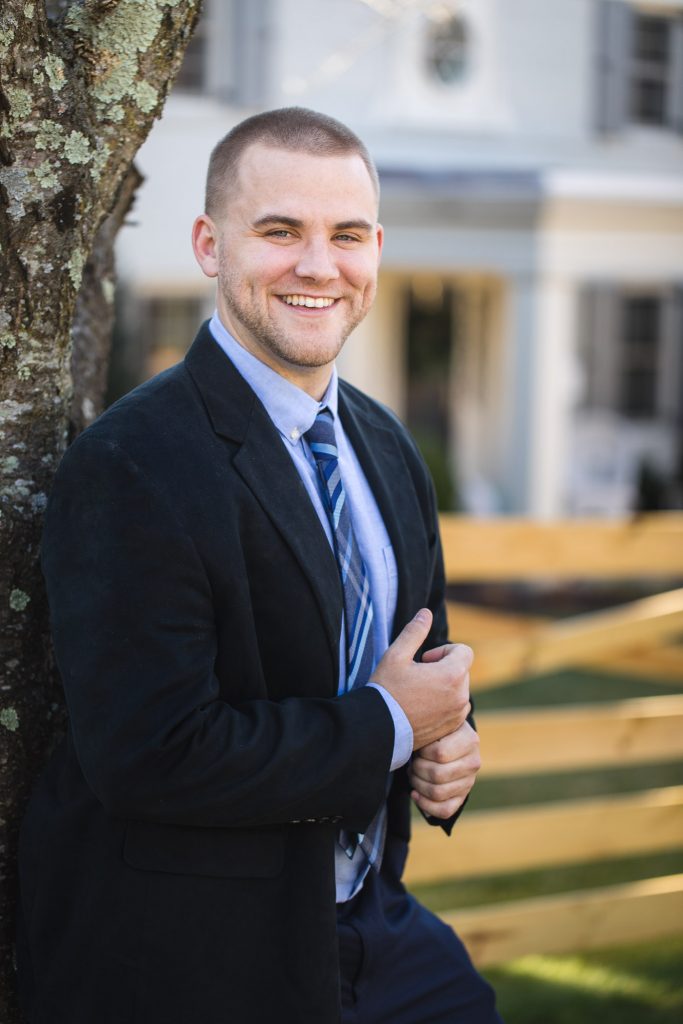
[192,214,219,279]
[376,222,384,266]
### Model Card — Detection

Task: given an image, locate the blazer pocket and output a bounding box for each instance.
[122,820,285,879]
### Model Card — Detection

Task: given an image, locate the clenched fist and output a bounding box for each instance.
[409,719,481,819]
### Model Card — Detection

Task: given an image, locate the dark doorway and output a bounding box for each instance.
[406,280,456,510]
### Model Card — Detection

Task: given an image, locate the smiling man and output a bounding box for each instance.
[199,142,381,382]
[17,109,502,1024]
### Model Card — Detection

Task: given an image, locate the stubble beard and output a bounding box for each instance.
[218,262,372,371]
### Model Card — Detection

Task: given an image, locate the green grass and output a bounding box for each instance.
[410,849,683,913]
[484,937,683,1024]
[472,665,681,711]
[469,759,683,812]
[408,666,683,1022]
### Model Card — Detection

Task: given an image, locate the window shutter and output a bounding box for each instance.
[659,287,683,421]
[595,0,633,133]
[210,0,272,106]
[232,0,272,107]
[669,16,683,134]
[580,284,621,411]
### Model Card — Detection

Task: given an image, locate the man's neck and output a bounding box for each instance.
[215,311,333,401]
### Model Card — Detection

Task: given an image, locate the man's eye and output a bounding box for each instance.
[267,229,293,238]
[334,234,359,243]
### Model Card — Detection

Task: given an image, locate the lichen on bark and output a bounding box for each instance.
[0,1,203,1019]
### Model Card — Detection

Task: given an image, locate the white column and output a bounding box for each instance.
[502,275,579,517]
[499,275,536,514]
[505,276,581,516]
[528,277,580,518]
[336,272,406,417]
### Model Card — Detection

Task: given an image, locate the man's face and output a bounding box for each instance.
[193,143,383,392]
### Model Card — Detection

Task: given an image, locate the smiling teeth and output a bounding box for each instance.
[282,295,335,308]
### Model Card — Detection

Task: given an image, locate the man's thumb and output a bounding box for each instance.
[391,608,433,660]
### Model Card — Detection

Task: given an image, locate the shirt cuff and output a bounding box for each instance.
[367,683,413,770]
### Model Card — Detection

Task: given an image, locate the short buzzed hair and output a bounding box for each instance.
[205,107,380,217]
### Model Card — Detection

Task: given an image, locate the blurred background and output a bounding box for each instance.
[112,0,683,519]
[110,3,683,1020]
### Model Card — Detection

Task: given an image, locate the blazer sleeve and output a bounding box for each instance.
[42,434,394,832]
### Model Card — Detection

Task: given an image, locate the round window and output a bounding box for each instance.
[425,8,469,85]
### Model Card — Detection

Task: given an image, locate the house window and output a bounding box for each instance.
[143,297,204,378]
[425,8,470,85]
[629,13,672,125]
[596,1,683,134]
[171,0,271,104]
[580,286,681,422]
[109,293,212,404]
[620,295,660,417]
[575,285,683,513]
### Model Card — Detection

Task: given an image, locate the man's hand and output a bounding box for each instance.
[370,609,472,751]
[409,720,481,819]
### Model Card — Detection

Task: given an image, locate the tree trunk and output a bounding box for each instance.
[0,2,202,1018]
[70,161,143,436]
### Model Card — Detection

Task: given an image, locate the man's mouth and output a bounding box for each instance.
[278,294,338,309]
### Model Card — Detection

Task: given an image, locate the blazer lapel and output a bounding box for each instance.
[185,326,342,679]
[233,415,343,669]
[338,387,426,640]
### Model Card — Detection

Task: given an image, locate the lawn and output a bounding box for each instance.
[408,663,683,1022]
[485,937,683,1024]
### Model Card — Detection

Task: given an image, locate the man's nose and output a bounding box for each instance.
[294,238,340,282]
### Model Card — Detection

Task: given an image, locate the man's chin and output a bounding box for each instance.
[268,334,348,371]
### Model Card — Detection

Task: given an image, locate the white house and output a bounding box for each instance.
[115,0,683,516]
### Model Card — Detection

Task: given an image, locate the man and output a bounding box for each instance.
[17,108,502,1023]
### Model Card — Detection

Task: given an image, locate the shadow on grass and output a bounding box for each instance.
[484,937,683,1024]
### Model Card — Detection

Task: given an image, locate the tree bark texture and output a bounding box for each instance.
[0,2,202,1018]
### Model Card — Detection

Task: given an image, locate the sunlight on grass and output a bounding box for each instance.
[502,953,682,1009]
[484,938,683,1024]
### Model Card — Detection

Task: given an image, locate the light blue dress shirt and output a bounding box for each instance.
[209,313,413,900]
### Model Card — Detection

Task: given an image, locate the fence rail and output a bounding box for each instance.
[439,512,683,580]
[406,786,683,883]
[443,874,683,968]
[447,589,683,689]
[477,694,683,773]
[406,513,683,966]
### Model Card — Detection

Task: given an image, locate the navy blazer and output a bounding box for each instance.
[17,324,455,1024]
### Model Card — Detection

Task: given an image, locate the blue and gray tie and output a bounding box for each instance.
[305,408,387,869]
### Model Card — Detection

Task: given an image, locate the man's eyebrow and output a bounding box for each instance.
[332,219,374,232]
[252,214,304,229]
[251,215,375,232]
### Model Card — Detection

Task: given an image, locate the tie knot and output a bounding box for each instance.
[305,408,337,457]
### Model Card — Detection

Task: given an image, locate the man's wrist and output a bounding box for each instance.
[367,682,413,770]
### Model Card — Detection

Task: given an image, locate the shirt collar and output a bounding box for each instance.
[209,310,338,446]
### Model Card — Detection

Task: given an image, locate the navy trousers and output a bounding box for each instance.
[337,870,503,1024]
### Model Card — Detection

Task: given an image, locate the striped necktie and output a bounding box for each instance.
[305,408,387,869]
[305,408,375,695]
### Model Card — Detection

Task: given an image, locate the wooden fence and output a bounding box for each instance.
[404,513,683,967]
